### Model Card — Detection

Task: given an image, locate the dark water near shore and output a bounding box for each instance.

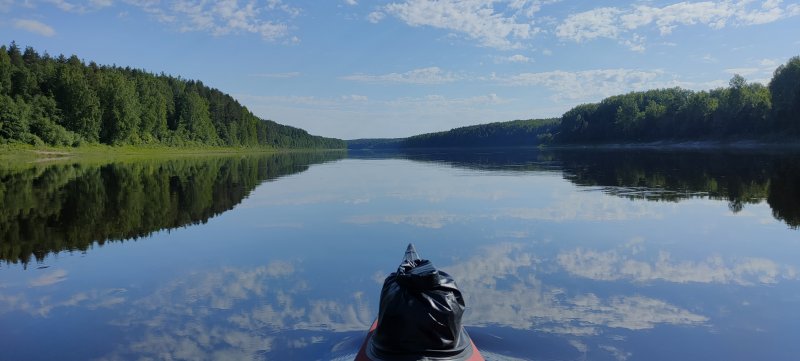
[1,148,799,360]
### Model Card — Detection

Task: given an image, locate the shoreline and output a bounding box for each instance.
[0,144,348,163]
[348,139,800,152]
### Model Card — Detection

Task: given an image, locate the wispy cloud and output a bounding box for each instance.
[556,1,800,51]
[341,94,368,101]
[495,68,663,100]
[367,11,385,23]
[46,0,112,13]
[341,66,461,84]
[249,71,301,78]
[377,0,547,49]
[121,0,299,41]
[13,18,56,37]
[494,67,730,101]
[498,54,532,63]
[724,57,784,84]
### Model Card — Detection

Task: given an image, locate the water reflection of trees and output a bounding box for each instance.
[368,149,800,228]
[0,151,345,265]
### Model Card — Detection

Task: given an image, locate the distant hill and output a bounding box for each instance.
[403,118,560,148]
[346,138,405,150]
[0,42,345,149]
[350,56,800,149]
[347,119,559,150]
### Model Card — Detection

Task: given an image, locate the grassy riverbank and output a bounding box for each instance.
[0,143,346,163]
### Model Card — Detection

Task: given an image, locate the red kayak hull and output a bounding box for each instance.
[354,320,484,361]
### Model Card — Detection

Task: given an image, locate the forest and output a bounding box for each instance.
[0,43,345,149]
[403,118,560,148]
[349,56,800,149]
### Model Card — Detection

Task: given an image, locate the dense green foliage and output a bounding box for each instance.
[346,138,405,150]
[403,118,559,148]
[557,74,777,142]
[0,43,345,149]
[0,151,345,265]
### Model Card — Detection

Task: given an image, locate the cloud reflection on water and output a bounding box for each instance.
[104,261,372,360]
[444,244,708,336]
[4,242,796,359]
[0,288,127,317]
[558,248,798,285]
[345,192,663,230]
[28,269,68,287]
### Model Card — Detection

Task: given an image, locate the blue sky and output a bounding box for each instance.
[2,0,799,139]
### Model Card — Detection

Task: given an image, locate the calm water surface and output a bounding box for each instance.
[1,149,799,361]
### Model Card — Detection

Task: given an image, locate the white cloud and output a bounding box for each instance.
[343,0,357,5]
[341,66,460,84]
[496,68,664,100]
[724,67,761,76]
[509,0,561,18]
[367,10,385,23]
[237,92,508,112]
[556,7,622,41]
[387,93,508,107]
[382,0,540,49]
[13,18,56,37]
[341,94,368,102]
[494,67,731,102]
[723,57,785,84]
[557,1,800,51]
[122,0,298,41]
[505,54,532,63]
[45,0,113,13]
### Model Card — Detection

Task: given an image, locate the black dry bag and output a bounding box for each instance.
[371,245,470,357]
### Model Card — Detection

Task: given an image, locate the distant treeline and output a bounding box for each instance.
[0,43,345,149]
[348,119,559,150]
[349,56,800,149]
[404,118,560,148]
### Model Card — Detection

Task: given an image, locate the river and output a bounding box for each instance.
[1,148,798,360]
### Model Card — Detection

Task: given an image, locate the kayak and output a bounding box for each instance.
[354,244,485,361]
[354,320,484,361]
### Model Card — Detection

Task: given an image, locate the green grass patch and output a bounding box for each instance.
[0,143,346,165]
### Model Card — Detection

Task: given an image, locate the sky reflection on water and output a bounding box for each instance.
[1,150,799,360]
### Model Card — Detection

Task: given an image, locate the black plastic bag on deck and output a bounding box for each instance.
[371,248,469,357]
